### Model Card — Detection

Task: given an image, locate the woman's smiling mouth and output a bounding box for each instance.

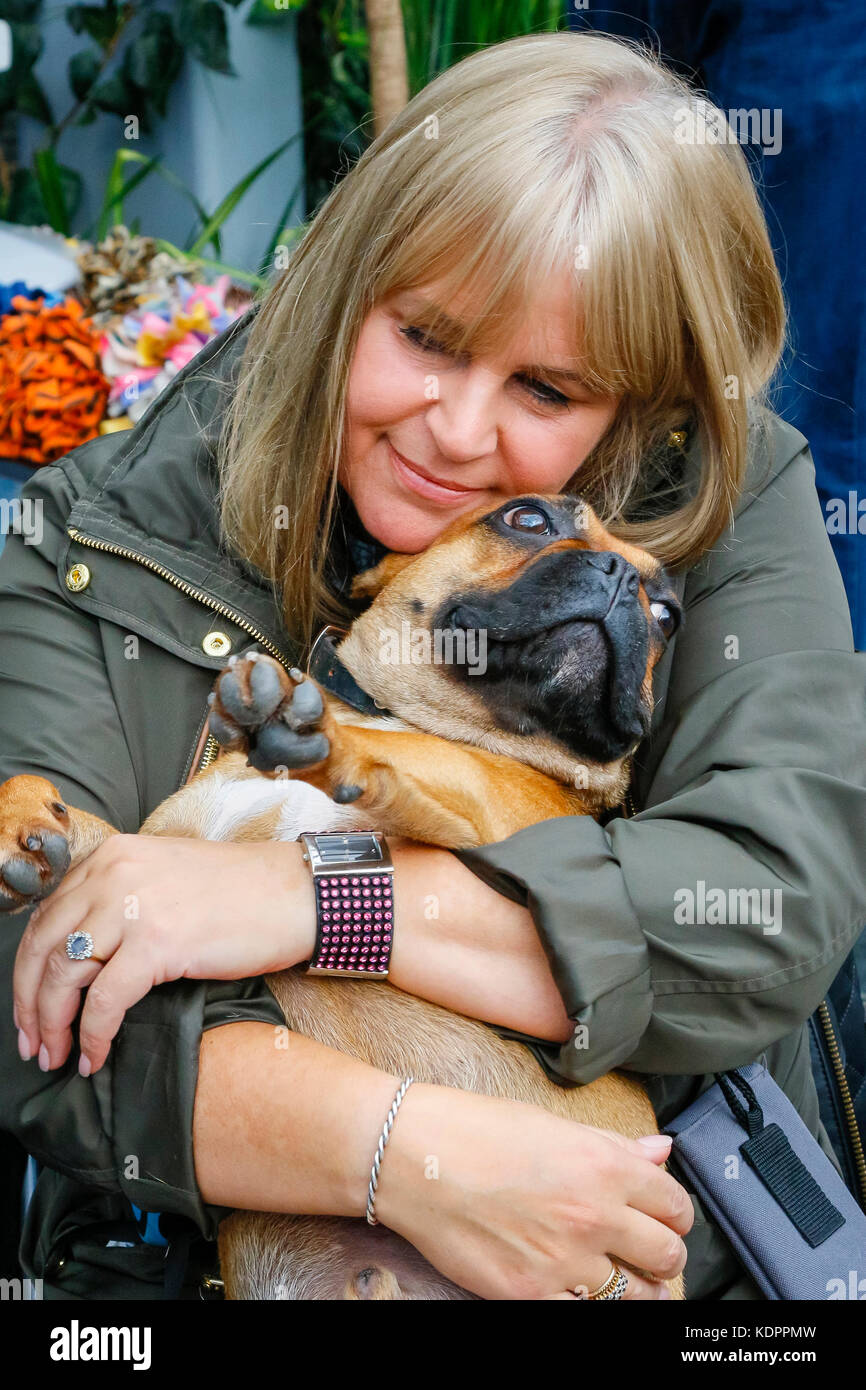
[387,439,487,505]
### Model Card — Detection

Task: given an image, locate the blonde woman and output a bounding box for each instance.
[2,33,864,1302]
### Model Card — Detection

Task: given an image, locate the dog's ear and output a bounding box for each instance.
[350,552,417,601]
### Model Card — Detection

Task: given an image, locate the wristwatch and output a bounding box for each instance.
[298,831,394,978]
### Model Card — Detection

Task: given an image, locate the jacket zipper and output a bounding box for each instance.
[67,527,293,775]
[816,1000,866,1209]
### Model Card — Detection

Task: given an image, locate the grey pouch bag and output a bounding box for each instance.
[665,1061,866,1300]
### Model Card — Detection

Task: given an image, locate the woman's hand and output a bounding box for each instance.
[13,835,316,1077]
[374,1082,692,1300]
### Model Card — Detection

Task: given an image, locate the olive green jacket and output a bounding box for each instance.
[2,304,865,1300]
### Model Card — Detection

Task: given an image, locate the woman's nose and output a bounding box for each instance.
[425,366,500,463]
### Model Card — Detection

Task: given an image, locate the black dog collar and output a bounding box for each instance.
[306,625,393,719]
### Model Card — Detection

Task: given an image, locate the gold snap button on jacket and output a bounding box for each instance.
[65,563,91,592]
[202,631,232,657]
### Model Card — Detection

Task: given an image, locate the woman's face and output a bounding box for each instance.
[340,270,622,553]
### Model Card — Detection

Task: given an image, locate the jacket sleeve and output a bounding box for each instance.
[0,488,286,1242]
[454,438,866,1082]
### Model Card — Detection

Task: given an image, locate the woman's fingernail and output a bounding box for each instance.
[17,1029,31,1062]
[638,1134,672,1151]
[78,1055,92,1078]
[38,1043,50,1072]
[659,1286,671,1300]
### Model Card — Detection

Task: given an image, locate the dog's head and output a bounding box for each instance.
[336,494,682,808]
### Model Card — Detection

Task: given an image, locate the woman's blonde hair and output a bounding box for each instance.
[217,30,786,653]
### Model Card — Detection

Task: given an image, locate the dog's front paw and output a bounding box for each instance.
[0,776,71,913]
[209,650,332,774]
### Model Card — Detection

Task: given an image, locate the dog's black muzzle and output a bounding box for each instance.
[437,548,653,759]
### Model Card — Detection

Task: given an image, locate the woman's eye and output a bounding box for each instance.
[521,377,570,408]
[400,324,449,355]
[501,505,551,534]
[650,600,676,637]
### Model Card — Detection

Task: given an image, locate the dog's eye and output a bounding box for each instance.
[651,601,677,638]
[501,505,551,534]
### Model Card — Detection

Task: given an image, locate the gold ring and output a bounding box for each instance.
[586,1263,629,1301]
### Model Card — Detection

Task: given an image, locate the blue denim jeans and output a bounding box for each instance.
[573,1,865,647]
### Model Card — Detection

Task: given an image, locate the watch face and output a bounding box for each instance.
[312,832,382,865]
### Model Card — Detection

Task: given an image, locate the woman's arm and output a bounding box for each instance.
[389,838,572,1040]
[191,1019,690,1300]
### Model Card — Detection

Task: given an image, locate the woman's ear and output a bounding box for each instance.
[350,552,417,601]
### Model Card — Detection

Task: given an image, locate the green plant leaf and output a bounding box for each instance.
[5,167,46,226]
[257,168,305,276]
[90,69,143,121]
[187,130,302,258]
[65,3,121,48]
[154,237,268,289]
[33,147,76,233]
[126,11,183,118]
[177,0,236,76]
[94,148,163,241]
[68,46,102,101]
[83,149,221,256]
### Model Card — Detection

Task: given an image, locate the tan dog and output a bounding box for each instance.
[0,493,684,1299]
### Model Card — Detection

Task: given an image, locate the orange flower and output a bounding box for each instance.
[0,294,110,466]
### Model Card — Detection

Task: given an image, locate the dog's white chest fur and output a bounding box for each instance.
[198,772,364,842]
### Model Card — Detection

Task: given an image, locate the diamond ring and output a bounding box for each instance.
[65,930,104,963]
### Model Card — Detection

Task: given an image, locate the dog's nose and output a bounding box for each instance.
[585,550,640,597]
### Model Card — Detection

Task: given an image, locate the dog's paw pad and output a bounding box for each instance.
[209,649,291,745]
[283,678,323,729]
[248,726,330,773]
[0,827,70,913]
[208,651,332,772]
[2,855,45,897]
[214,662,284,728]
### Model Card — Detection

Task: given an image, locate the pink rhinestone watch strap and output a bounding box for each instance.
[299,832,394,979]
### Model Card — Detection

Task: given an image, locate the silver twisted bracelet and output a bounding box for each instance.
[366,1076,415,1226]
